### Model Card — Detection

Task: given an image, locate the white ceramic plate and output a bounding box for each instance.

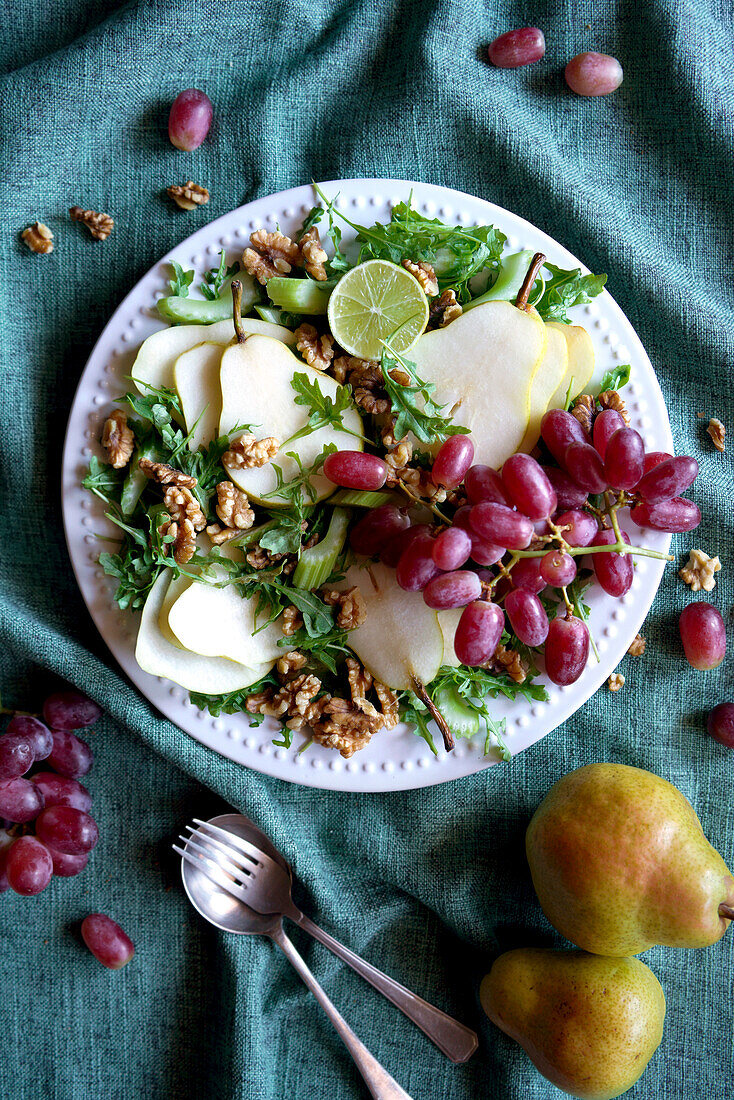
[62,179,672,791]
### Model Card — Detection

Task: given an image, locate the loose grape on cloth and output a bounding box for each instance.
[1,0,732,1098]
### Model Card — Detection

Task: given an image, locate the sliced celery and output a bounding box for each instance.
[157,274,259,325]
[254,304,286,325]
[432,686,480,738]
[330,489,397,508]
[464,250,535,312]
[293,508,351,590]
[267,277,331,315]
[120,445,156,515]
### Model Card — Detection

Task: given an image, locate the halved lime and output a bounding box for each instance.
[327,259,430,360]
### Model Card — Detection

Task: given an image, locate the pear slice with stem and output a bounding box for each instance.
[136,572,271,693]
[437,608,463,668]
[173,342,224,451]
[517,323,569,453]
[131,317,296,395]
[546,323,595,410]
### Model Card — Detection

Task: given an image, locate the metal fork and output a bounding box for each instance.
[174,817,478,1063]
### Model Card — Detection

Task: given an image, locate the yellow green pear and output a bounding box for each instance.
[526,764,734,955]
[480,948,665,1100]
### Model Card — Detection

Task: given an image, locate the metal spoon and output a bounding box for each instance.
[180,814,413,1100]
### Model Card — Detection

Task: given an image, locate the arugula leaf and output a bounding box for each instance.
[598,364,631,392]
[270,444,336,507]
[398,692,438,755]
[276,626,350,675]
[535,263,607,324]
[258,513,305,556]
[381,345,469,444]
[296,205,325,241]
[167,261,195,298]
[189,670,279,718]
[284,372,360,445]
[200,250,240,301]
[82,457,125,503]
[280,585,333,637]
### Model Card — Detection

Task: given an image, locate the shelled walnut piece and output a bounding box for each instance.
[679,549,721,593]
[608,673,625,692]
[167,181,210,211]
[598,390,630,424]
[402,258,439,297]
[627,633,646,656]
[206,481,255,544]
[101,410,134,468]
[69,206,113,241]
[333,356,391,415]
[295,323,334,371]
[299,227,328,281]
[157,485,206,565]
[428,289,462,329]
[242,229,302,283]
[322,586,367,630]
[21,222,54,254]
[138,458,197,488]
[707,418,725,452]
[223,433,279,469]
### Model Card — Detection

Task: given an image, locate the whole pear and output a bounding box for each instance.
[526,763,734,955]
[480,948,665,1100]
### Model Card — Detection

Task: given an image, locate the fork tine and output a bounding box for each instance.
[173,845,249,905]
[182,829,257,877]
[192,819,285,874]
[179,835,248,883]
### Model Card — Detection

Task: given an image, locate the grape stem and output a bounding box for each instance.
[231,280,247,344]
[719,903,734,921]
[513,543,673,562]
[515,252,546,312]
[0,707,39,717]
[396,479,451,524]
[411,677,454,752]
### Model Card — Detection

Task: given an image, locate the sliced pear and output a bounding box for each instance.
[167,565,283,666]
[437,608,463,668]
[546,323,595,410]
[218,335,363,506]
[135,573,271,693]
[173,342,224,451]
[410,301,546,468]
[337,562,444,689]
[518,324,569,453]
[131,318,296,395]
[158,573,193,645]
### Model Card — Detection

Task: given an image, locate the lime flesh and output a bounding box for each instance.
[327,259,430,360]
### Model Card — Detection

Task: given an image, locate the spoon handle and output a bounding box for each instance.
[293,910,478,1063]
[272,927,414,1100]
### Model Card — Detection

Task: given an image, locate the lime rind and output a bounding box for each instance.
[327,259,429,359]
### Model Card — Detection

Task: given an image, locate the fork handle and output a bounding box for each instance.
[272,927,414,1100]
[292,910,478,1064]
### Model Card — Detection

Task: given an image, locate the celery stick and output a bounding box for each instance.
[330,489,397,508]
[254,304,286,325]
[267,277,331,315]
[464,250,534,312]
[158,274,259,324]
[293,508,350,590]
[120,445,156,515]
[432,686,480,738]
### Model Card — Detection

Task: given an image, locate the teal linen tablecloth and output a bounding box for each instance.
[1,1,733,1097]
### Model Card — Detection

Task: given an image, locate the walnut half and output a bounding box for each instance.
[69,206,113,241]
[21,222,54,254]
[101,410,134,468]
[167,181,210,211]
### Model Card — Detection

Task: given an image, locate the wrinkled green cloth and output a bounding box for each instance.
[1,1,733,1097]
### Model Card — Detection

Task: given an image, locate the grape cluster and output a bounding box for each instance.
[326,399,701,688]
[0,691,101,897]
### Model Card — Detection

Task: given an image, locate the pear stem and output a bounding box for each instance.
[719,903,734,921]
[515,252,546,312]
[231,280,246,344]
[411,677,455,752]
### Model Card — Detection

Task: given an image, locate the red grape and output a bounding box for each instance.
[432,526,472,570]
[168,88,213,151]
[593,409,625,459]
[323,451,387,491]
[82,914,135,969]
[636,455,699,504]
[643,451,673,473]
[380,524,426,568]
[541,409,589,464]
[464,465,510,506]
[6,715,53,761]
[505,588,549,646]
[563,442,608,493]
[543,467,589,511]
[431,435,474,488]
[0,777,45,823]
[565,52,623,96]
[47,729,93,778]
[509,556,545,593]
[454,601,505,666]
[0,829,13,894]
[707,703,734,748]
[350,505,409,557]
[502,454,557,520]
[36,806,99,855]
[555,509,597,547]
[540,550,577,587]
[423,570,482,610]
[630,497,701,533]
[469,503,534,549]
[454,508,505,565]
[6,836,53,896]
[604,428,645,490]
[395,531,440,591]
[545,616,590,685]
[488,26,545,68]
[679,602,726,671]
[0,734,34,780]
[43,690,101,730]
[593,528,633,596]
[49,847,90,878]
[31,772,92,813]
